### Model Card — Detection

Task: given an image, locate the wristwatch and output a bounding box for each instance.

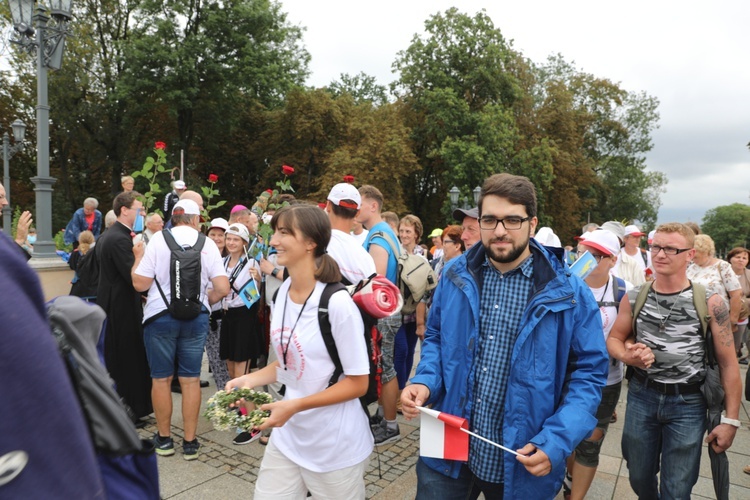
[271,267,280,278]
[720,416,741,428]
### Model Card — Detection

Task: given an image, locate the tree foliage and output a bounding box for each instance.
[701,203,750,254]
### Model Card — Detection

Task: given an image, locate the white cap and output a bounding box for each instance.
[600,221,626,242]
[327,183,361,209]
[172,199,200,215]
[208,217,229,232]
[580,230,621,256]
[173,180,186,190]
[534,227,561,248]
[226,223,250,243]
[624,224,646,237]
[647,230,656,244]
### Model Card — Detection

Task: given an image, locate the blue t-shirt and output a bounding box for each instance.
[363,221,399,285]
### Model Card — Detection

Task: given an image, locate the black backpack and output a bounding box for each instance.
[318,282,381,417]
[154,229,206,321]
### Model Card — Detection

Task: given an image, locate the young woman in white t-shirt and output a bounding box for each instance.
[226,205,372,499]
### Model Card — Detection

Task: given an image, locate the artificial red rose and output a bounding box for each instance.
[317,202,327,209]
[343,175,355,183]
[154,141,166,150]
[265,188,273,194]
[282,165,295,176]
[208,173,219,183]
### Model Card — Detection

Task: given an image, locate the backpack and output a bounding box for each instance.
[270,281,383,416]
[368,230,437,315]
[318,282,381,417]
[154,229,206,321]
[47,296,159,500]
[596,276,627,310]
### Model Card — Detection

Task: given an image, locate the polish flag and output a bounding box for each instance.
[418,407,469,461]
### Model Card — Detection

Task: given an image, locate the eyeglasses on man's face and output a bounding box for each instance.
[650,245,691,256]
[576,250,610,262]
[478,216,530,231]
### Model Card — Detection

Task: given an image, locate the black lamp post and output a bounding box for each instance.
[8,0,73,258]
[2,119,27,235]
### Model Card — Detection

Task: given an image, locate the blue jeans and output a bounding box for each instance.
[394,321,418,389]
[416,458,503,500]
[622,377,706,500]
[144,313,209,378]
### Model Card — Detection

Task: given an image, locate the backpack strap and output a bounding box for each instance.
[368,230,402,258]
[318,282,370,416]
[597,276,627,309]
[640,248,649,268]
[630,281,653,338]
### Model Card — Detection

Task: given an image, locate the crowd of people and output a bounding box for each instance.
[2,170,749,499]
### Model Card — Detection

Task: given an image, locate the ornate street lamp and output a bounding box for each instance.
[2,119,27,236]
[8,0,74,258]
[449,186,460,210]
[472,186,481,207]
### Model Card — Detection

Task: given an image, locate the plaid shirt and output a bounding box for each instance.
[469,255,534,483]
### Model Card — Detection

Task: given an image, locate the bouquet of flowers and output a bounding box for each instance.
[203,388,273,432]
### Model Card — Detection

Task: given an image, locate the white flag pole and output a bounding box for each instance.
[459,428,520,456]
[180,150,184,181]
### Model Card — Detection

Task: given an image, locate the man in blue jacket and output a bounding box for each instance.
[401,173,608,499]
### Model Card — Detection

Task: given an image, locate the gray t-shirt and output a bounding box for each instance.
[632,285,706,384]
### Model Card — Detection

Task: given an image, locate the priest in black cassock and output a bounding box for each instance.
[96,191,153,421]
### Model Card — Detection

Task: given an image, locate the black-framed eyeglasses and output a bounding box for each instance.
[442,239,456,245]
[479,216,530,231]
[576,250,610,262]
[650,245,691,256]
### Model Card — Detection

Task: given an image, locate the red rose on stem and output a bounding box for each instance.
[208,173,219,183]
[282,165,295,176]
[265,188,273,194]
[154,141,166,150]
[343,175,355,183]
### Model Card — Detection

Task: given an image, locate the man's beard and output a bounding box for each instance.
[484,231,530,265]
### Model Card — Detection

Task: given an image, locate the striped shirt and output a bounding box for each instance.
[469,255,533,483]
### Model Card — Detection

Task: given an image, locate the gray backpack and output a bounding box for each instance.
[368,230,437,315]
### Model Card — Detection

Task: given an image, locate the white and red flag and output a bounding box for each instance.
[417,407,470,461]
[417,406,521,461]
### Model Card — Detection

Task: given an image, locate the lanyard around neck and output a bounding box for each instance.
[280,287,315,369]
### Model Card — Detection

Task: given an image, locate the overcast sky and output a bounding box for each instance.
[280,0,750,227]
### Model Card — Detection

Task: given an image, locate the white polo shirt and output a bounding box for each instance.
[327,229,376,284]
[136,226,227,322]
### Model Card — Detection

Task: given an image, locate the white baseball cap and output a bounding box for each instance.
[173,180,186,190]
[208,217,229,232]
[226,223,250,243]
[580,230,621,256]
[172,199,200,215]
[624,224,646,237]
[327,183,361,209]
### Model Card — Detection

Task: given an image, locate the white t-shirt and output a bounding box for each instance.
[270,280,373,472]
[223,255,260,309]
[136,226,227,322]
[327,229,376,284]
[589,275,631,385]
[351,229,369,246]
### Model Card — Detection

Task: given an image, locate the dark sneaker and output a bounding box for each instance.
[183,438,200,461]
[233,429,261,445]
[373,423,400,445]
[152,433,175,457]
[369,414,384,431]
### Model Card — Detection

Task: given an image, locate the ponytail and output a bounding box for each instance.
[315,254,342,284]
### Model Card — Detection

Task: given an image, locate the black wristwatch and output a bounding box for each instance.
[271,267,280,278]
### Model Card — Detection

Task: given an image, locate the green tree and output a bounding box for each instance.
[701,203,750,253]
[328,72,388,106]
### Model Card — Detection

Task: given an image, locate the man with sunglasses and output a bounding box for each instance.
[607,222,741,499]
[401,173,608,499]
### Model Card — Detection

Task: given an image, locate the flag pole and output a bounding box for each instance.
[459,428,520,456]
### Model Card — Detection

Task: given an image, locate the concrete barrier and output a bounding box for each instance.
[29,257,74,301]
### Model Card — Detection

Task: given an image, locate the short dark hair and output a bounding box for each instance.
[271,205,342,283]
[171,213,197,227]
[478,173,537,218]
[330,202,358,220]
[727,247,750,262]
[113,191,141,217]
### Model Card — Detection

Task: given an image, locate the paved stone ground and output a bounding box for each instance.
[145,355,750,499]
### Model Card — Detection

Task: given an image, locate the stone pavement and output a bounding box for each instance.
[144,358,750,499]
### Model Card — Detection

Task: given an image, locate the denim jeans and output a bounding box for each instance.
[416,458,503,500]
[144,312,209,378]
[622,377,706,500]
[394,321,418,389]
